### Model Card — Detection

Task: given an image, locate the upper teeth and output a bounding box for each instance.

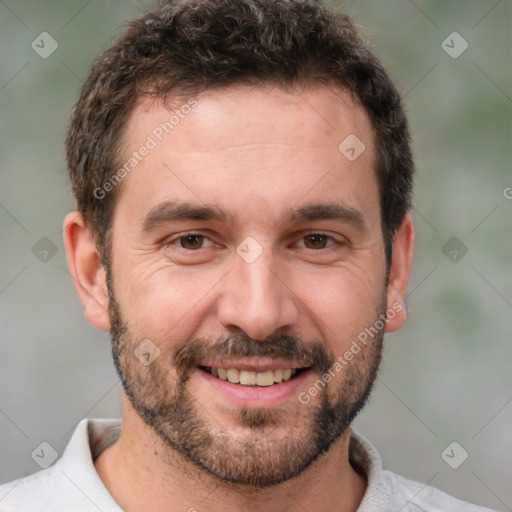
[211,367,295,386]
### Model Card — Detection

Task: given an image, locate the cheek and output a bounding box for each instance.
[290,264,384,350]
[119,264,222,339]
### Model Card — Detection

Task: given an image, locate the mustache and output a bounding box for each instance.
[173,333,335,375]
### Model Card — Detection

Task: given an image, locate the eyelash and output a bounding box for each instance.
[163,232,341,250]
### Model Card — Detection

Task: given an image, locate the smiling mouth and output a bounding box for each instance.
[199,366,309,386]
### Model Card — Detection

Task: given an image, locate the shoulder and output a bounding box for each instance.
[0,418,122,512]
[382,470,498,512]
[349,430,497,512]
[0,465,59,511]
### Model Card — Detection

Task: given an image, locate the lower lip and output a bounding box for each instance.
[193,367,312,409]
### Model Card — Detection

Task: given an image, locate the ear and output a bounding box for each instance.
[63,212,111,331]
[384,212,414,333]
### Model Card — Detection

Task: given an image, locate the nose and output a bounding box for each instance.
[216,249,300,341]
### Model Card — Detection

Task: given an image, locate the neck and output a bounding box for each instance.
[94,398,367,512]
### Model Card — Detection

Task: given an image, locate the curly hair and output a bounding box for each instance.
[65,0,414,263]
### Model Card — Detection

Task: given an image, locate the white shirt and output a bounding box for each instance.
[0,419,496,511]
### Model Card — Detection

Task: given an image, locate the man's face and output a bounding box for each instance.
[107,85,388,486]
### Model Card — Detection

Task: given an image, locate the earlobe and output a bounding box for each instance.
[63,212,111,331]
[384,213,414,333]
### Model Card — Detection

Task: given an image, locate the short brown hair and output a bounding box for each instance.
[65,0,414,263]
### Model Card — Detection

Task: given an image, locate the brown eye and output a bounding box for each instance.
[303,234,329,249]
[179,235,204,250]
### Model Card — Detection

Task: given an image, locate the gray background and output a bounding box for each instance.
[1,0,511,509]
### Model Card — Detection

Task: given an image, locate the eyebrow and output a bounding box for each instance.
[142,201,232,232]
[287,202,367,233]
[142,200,367,233]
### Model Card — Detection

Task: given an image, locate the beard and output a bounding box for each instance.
[107,275,385,488]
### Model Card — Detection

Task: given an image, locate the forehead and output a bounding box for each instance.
[127,84,373,154]
[114,84,378,231]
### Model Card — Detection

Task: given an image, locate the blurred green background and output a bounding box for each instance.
[1,0,511,509]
